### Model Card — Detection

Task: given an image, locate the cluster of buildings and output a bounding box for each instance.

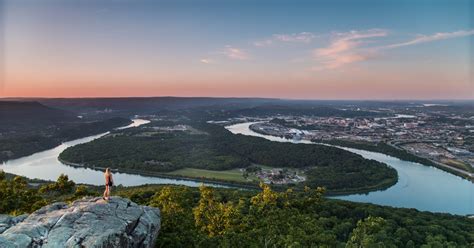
[151,124,190,132]
[249,111,474,171]
[244,167,306,184]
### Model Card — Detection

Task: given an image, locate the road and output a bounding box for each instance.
[387,141,473,180]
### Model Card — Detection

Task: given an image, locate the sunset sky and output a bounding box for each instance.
[1,0,473,99]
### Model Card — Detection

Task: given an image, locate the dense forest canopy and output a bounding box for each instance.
[0,117,131,162]
[2,98,474,247]
[60,121,397,193]
[0,100,135,162]
[1,173,472,247]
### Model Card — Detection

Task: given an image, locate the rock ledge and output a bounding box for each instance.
[0,197,160,248]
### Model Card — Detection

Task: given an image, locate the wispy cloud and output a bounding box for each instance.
[312,29,387,70]
[206,29,474,69]
[253,39,274,47]
[200,58,215,64]
[254,32,316,47]
[274,32,316,43]
[382,29,474,49]
[311,29,474,71]
[221,45,250,60]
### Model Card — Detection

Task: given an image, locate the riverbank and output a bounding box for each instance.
[0,117,132,163]
[316,140,474,182]
[228,121,474,215]
[3,119,473,215]
[249,122,473,181]
[2,170,472,247]
[58,119,398,195]
[58,157,398,195]
[58,158,257,189]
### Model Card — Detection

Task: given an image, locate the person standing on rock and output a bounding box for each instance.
[103,168,114,201]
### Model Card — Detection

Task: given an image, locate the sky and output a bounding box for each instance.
[0,0,473,99]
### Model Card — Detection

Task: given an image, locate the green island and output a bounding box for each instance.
[59,120,397,194]
[1,172,472,247]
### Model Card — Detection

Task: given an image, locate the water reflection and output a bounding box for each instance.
[1,119,225,188]
[226,122,474,215]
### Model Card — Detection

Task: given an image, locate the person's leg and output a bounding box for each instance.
[105,185,111,200]
[103,186,107,200]
[108,186,112,199]
[106,186,109,200]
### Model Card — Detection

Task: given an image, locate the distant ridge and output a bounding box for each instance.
[0,101,77,124]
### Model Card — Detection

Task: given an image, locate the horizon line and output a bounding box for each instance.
[1,96,473,102]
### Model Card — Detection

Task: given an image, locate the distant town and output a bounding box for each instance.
[242,166,306,185]
[221,104,474,179]
[132,102,474,181]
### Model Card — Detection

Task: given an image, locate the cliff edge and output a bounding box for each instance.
[0,197,161,248]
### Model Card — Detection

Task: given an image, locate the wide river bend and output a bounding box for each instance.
[0,120,216,188]
[226,122,474,216]
[1,120,473,215]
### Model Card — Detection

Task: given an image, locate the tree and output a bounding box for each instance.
[73,185,94,198]
[346,216,394,248]
[39,174,75,194]
[150,186,192,216]
[193,185,240,237]
[250,182,279,210]
[0,175,44,215]
[150,186,197,247]
[304,186,326,205]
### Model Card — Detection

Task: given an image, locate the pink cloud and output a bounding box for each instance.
[312,29,474,70]
[312,29,387,70]
[221,45,250,60]
[312,54,369,71]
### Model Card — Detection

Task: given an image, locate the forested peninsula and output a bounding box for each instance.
[59,121,397,194]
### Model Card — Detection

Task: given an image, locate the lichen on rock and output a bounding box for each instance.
[0,197,160,248]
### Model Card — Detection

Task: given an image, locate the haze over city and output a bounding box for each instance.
[0,0,473,99]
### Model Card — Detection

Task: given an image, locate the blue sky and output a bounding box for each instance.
[1,0,473,99]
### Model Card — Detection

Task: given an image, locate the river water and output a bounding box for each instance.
[0,119,215,188]
[2,119,473,215]
[225,122,474,215]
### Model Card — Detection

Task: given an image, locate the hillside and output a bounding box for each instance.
[0,107,131,162]
[1,173,472,247]
[37,97,281,116]
[0,101,77,132]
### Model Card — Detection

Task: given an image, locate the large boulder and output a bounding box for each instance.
[0,197,161,248]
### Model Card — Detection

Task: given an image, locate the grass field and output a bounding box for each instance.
[165,168,251,182]
[441,158,474,172]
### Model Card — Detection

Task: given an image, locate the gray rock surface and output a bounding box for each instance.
[0,197,161,248]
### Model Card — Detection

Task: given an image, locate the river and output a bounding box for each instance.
[2,119,473,215]
[225,122,474,215]
[0,119,219,188]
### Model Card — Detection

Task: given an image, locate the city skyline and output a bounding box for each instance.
[1,0,473,99]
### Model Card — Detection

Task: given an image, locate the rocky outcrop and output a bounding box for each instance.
[0,215,28,234]
[0,197,160,248]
